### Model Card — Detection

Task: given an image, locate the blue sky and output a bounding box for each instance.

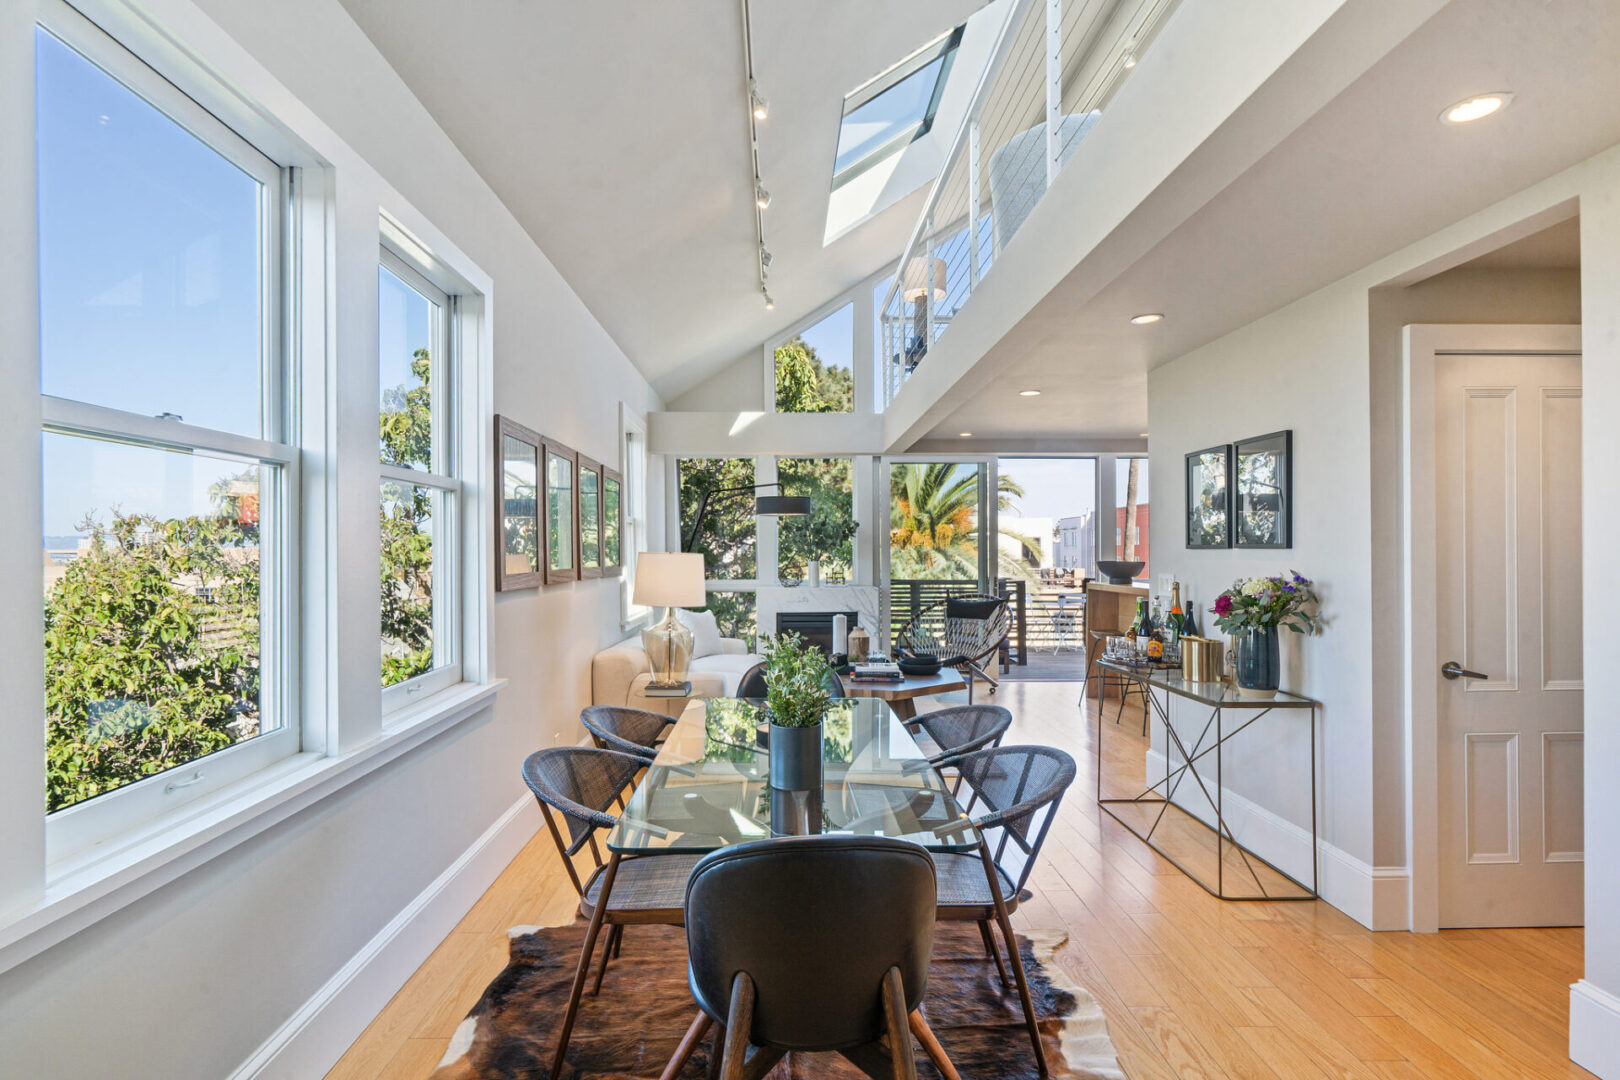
[37,28,263,536]
[796,302,853,376]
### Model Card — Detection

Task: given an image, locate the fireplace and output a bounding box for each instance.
[776,610,860,656]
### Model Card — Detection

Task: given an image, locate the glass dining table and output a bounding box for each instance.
[547,697,1000,1079]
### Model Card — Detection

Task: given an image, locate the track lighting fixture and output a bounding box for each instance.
[750,83,769,121]
[755,184,771,210]
[764,291,775,310]
[760,246,773,268]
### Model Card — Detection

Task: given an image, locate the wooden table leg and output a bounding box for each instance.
[549,851,620,1080]
[890,697,916,722]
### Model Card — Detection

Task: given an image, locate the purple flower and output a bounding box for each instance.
[1214,594,1233,616]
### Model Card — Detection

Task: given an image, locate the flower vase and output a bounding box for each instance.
[1235,626,1280,696]
[807,558,821,588]
[768,719,824,792]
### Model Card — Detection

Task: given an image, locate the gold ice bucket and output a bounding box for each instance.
[1181,636,1223,683]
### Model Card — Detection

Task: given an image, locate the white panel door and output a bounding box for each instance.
[1436,351,1582,927]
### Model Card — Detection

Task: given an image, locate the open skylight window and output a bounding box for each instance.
[833,26,963,190]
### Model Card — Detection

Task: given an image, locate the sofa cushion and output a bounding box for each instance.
[690,651,762,696]
[677,608,724,659]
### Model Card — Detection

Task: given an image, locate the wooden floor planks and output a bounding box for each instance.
[324,680,1592,1080]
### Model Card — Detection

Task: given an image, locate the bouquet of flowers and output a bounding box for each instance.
[1211,572,1321,634]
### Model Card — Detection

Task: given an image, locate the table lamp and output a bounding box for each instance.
[634,552,707,689]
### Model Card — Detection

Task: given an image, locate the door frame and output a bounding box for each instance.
[1402,323,1582,932]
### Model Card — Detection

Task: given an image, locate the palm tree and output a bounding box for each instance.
[889,463,1033,580]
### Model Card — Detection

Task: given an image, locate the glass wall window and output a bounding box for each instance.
[379,255,459,702]
[703,591,758,652]
[775,304,853,413]
[888,461,983,583]
[36,24,292,814]
[778,457,855,583]
[678,457,756,580]
[1112,457,1150,582]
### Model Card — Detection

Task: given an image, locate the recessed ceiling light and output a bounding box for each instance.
[1138,432,1149,438]
[1129,312,1163,325]
[1019,389,1041,397]
[958,431,973,438]
[1441,91,1513,125]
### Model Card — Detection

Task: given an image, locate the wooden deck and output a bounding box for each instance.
[325,680,1593,1080]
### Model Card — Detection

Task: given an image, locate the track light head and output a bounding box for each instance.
[760,247,773,268]
[755,183,771,210]
[750,85,769,122]
[763,291,775,310]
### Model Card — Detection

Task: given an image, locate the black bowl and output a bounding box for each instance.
[898,656,944,677]
[1096,559,1145,585]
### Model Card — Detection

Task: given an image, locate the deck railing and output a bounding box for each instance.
[889,577,1090,668]
[879,0,1181,406]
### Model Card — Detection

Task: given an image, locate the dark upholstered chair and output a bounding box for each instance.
[581,704,677,761]
[934,744,1076,1075]
[660,835,956,1080]
[520,748,697,992]
[735,662,847,700]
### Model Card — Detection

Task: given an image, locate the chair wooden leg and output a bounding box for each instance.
[549,852,620,1080]
[590,922,618,995]
[977,918,1010,991]
[980,843,1048,1077]
[612,921,625,958]
[706,1022,725,1080]
[909,1009,961,1080]
[882,967,919,1080]
[659,1013,713,1080]
[720,972,754,1080]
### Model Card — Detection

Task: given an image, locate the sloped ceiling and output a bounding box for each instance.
[336,0,987,401]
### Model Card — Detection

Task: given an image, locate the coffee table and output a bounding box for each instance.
[841,667,968,720]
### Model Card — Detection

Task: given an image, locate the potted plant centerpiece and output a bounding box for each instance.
[762,631,834,791]
[1211,572,1321,696]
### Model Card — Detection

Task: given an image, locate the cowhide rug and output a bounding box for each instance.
[432,921,1125,1079]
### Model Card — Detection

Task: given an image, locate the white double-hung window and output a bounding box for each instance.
[379,250,462,711]
[36,14,297,843]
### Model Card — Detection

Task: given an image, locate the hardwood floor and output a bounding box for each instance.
[325,681,1592,1079]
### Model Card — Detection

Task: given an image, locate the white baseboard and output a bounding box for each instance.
[1571,980,1620,1078]
[229,794,539,1080]
[1143,749,1408,930]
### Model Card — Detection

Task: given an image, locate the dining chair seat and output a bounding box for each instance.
[931,852,1016,910]
[581,852,703,918]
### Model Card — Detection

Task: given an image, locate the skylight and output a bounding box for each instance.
[833,26,962,189]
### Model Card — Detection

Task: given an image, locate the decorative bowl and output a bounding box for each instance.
[898,655,944,677]
[1095,559,1145,585]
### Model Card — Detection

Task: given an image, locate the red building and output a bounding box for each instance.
[1113,503,1150,581]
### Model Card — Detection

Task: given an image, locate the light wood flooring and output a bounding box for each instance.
[326,680,1592,1080]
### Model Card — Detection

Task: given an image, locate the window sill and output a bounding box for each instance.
[0,679,504,978]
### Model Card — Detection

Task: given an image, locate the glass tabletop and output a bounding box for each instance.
[1098,658,1318,709]
[607,697,980,854]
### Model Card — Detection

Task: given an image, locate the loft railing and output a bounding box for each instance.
[878,0,1181,406]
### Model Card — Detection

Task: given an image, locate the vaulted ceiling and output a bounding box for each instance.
[336,0,988,401]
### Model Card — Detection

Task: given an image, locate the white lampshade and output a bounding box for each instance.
[903,256,947,303]
[633,552,707,608]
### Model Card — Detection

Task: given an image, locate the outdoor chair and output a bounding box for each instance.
[932,744,1076,1075]
[581,704,677,762]
[660,834,956,1080]
[896,593,1011,699]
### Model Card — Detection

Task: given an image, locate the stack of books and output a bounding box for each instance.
[848,661,903,683]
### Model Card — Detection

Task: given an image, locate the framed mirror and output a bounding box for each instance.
[578,454,602,579]
[601,467,623,576]
[1185,444,1232,549]
[495,416,543,591]
[543,438,578,583]
[1234,430,1292,548]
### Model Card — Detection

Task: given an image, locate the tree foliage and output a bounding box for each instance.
[778,458,857,581]
[44,500,260,812]
[888,463,1031,581]
[380,346,436,686]
[774,337,853,413]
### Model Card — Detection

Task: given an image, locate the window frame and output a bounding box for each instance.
[35,5,300,857]
[620,404,651,631]
[832,25,963,191]
[379,246,462,715]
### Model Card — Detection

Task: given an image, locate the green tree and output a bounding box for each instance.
[778,458,858,581]
[380,346,436,686]
[888,463,1030,581]
[774,338,853,413]
[678,458,758,647]
[44,499,260,812]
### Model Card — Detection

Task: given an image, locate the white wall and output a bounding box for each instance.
[1146,137,1620,1070]
[0,0,663,1076]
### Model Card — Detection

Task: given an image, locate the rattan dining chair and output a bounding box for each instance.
[933,743,1076,1076]
[521,748,698,994]
[911,704,1012,806]
[659,834,957,1080]
[581,704,677,761]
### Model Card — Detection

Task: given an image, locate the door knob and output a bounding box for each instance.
[1441,661,1487,681]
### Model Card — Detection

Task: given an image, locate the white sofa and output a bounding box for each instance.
[591,633,761,716]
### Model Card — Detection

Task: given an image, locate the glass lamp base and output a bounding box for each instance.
[642,609,694,686]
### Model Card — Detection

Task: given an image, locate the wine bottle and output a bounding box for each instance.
[1133,598,1149,652]
[1182,601,1199,639]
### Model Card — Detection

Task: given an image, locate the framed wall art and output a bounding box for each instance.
[1233,430,1292,548]
[1185,444,1232,549]
[495,415,543,591]
[543,438,579,583]
[577,453,603,579]
[601,467,623,576]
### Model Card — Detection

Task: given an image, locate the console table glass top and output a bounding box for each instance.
[1099,661,1317,710]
